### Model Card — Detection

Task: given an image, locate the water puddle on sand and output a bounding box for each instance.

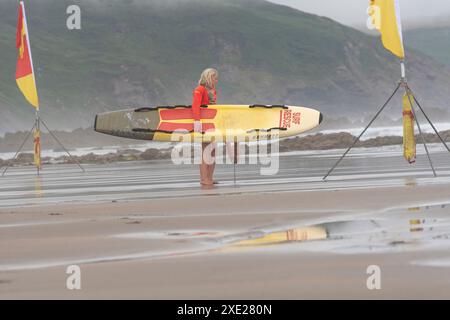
[114,230,223,239]
[2,203,450,272]
[216,203,450,255]
[113,203,450,256]
[412,259,450,267]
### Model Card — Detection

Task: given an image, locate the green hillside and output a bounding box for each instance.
[405,27,450,66]
[1,0,450,134]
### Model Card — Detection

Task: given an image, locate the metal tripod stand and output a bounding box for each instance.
[323,78,450,180]
[1,116,85,176]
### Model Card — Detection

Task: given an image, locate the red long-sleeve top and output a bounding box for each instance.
[192,85,216,121]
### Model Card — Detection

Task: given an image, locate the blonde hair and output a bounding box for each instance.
[198,68,218,88]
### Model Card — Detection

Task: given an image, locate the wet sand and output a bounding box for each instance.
[2,148,450,299]
[2,182,450,299]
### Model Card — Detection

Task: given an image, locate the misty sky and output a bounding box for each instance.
[269,0,450,29]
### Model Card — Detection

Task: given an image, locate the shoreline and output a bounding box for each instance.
[1,130,449,167]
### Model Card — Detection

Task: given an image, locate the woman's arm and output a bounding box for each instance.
[192,87,203,121]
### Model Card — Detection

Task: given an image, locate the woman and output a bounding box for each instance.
[192,68,218,186]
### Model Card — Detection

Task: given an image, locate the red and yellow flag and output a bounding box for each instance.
[16,1,39,109]
[34,127,42,169]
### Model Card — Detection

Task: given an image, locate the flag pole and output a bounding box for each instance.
[400,60,406,82]
[394,2,446,177]
[233,142,238,186]
[323,1,446,180]
[25,0,41,175]
[36,108,40,175]
[3,1,85,176]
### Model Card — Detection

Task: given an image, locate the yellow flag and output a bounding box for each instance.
[403,92,416,164]
[34,127,42,169]
[368,0,405,59]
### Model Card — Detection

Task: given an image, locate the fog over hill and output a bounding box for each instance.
[1,0,449,137]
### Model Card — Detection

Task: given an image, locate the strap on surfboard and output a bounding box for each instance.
[135,105,209,112]
[247,127,288,133]
[249,105,289,109]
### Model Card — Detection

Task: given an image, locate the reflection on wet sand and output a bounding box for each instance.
[407,218,441,233]
[1,202,450,275]
[407,204,443,233]
[233,226,328,247]
[225,203,450,252]
[35,176,43,198]
[405,179,418,187]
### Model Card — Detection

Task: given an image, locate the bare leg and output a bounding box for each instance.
[200,142,214,185]
[207,143,216,183]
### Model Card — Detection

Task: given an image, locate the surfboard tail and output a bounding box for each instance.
[94,109,160,141]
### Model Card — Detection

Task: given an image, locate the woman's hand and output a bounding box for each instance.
[194,120,202,133]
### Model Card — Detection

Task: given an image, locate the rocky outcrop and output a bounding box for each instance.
[3,131,449,168]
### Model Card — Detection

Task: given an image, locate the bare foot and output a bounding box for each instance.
[200,182,215,189]
[200,181,214,187]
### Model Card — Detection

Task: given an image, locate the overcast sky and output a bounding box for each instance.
[269,0,450,29]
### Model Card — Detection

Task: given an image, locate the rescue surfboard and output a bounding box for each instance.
[94,104,323,142]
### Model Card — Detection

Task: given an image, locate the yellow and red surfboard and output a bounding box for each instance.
[95,105,323,142]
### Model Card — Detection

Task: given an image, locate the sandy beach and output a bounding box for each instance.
[1,148,450,299]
